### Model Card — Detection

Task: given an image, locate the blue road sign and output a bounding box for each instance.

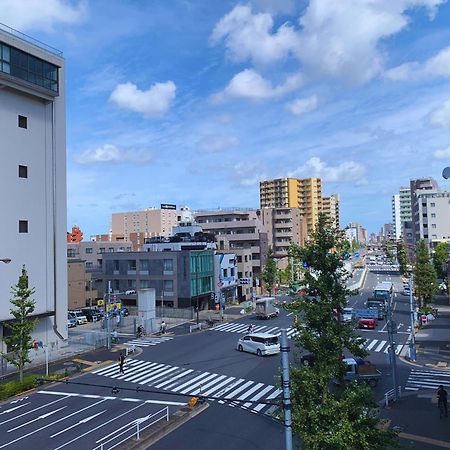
[354,309,378,319]
[302,261,309,268]
[354,252,360,257]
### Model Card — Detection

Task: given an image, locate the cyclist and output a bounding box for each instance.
[246,324,254,334]
[437,385,448,417]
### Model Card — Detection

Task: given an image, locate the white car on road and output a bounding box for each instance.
[236,333,280,356]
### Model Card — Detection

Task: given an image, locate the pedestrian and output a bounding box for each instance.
[118,352,125,374]
[437,385,448,417]
[293,315,298,326]
[111,328,118,344]
[160,320,166,334]
[247,324,254,334]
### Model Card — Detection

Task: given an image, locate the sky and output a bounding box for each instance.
[2,0,450,237]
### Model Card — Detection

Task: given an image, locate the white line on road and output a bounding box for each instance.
[0,403,31,415]
[253,388,282,412]
[375,341,387,352]
[49,410,107,438]
[366,340,378,351]
[7,406,67,432]
[154,369,194,389]
[286,312,293,316]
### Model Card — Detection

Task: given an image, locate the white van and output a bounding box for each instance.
[69,310,88,325]
[236,333,280,356]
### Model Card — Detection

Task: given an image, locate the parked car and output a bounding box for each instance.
[300,353,317,366]
[236,333,280,356]
[81,308,102,322]
[342,307,355,322]
[69,310,88,325]
[358,318,377,329]
[67,313,77,328]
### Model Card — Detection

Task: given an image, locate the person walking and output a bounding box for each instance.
[118,352,125,374]
[160,320,166,334]
[246,324,254,334]
[437,385,448,417]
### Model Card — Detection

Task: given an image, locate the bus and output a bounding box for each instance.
[373,281,393,302]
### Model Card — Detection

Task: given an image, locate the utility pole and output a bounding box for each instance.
[409,273,416,361]
[106,280,112,350]
[386,290,399,399]
[280,329,293,450]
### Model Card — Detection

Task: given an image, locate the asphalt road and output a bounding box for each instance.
[0,260,444,449]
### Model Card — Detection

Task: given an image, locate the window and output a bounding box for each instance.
[140,280,151,289]
[237,255,242,263]
[430,202,435,207]
[67,248,76,258]
[18,115,27,129]
[230,267,235,277]
[99,247,105,253]
[85,248,93,254]
[163,259,173,271]
[18,165,28,178]
[432,224,436,228]
[164,280,174,291]
[113,260,119,271]
[108,247,115,252]
[128,260,137,271]
[19,220,28,233]
[431,213,436,218]
[86,262,93,268]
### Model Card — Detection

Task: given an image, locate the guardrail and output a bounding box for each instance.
[384,386,402,406]
[94,406,169,450]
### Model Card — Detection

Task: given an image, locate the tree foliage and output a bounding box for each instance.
[262,247,277,295]
[397,241,408,276]
[433,242,448,280]
[286,215,399,449]
[413,240,438,308]
[1,266,38,382]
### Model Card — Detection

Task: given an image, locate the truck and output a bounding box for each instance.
[343,358,382,387]
[255,297,280,319]
[366,297,386,319]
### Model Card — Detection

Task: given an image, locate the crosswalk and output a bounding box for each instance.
[92,359,281,415]
[405,368,450,391]
[212,322,298,338]
[212,322,404,355]
[122,336,173,348]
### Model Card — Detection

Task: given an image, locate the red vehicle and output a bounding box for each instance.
[358,318,377,329]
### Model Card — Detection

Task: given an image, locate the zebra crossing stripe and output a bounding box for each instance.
[375,341,387,352]
[120,362,162,382]
[223,324,248,332]
[266,327,279,334]
[111,360,154,379]
[202,377,236,397]
[129,363,164,383]
[395,344,403,355]
[253,388,282,412]
[252,326,268,333]
[213,322,232,330]
[191,375,227,396]
[215,379,246,402]
[229,382,264,407]
[137,365,181,385]
[171,372,212,393]
[410,369,450,377]
[154,369,194,389]
[366,340,378,351]
[242,384,274,409]
[178,373,218,394]
[224,380,254,400]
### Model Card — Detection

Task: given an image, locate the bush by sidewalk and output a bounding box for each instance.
[0,373,64,401]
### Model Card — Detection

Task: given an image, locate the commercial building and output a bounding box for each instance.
[214,253,238,305]
[322,194,340,229]
[67,260,98,310]
[0,24,67,353]
[346,222,368,244]
[101,249,214,310]
[261,208,308,257]
[260,177,323,236]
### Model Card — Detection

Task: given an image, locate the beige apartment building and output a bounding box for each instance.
[260,177,323,236]
[322,194,340,229]
[111,208,179,242]
[67,260,98,310]
[261,208,308,257]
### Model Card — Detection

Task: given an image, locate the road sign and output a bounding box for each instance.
[302,261,309,268]
[354,252,360,257]
[354,309,377,319]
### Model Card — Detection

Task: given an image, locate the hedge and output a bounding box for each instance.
[0,373,64,401]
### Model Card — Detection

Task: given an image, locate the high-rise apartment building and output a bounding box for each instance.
[322,194,340,229]
[0,24,67,350]
[392,194,401,240]
[260,177,322,236]
[399,187,412,222]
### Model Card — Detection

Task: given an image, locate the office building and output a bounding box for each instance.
[392,194,401,240]
[260,177,322,236]
[0,24,67,351]
[67,260,98,310]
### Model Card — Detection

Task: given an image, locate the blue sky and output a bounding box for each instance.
[3,0,450,237]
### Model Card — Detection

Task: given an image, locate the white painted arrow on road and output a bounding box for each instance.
[7,406,67,432]
[50,410,107,438]
[0,403,31,415]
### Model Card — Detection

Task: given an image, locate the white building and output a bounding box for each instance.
[0,25,67,354]
[214,253,238,306]
[392,194,401,240]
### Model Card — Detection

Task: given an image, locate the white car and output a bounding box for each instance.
[236,333,280,356]
[69,310,88,325]
[342,307,355,322]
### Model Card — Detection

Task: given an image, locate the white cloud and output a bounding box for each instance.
[386,45,450,80]
[232,161,266,186]
[110,81,176,117]
[0,0,86,32]
[429,100,450,127]
[433,146,450,160]
[213,69,302,102]
[250,0,296,15]
[75,144,153,165]
[286,95,318,115]
[288,157,367,184]
[197,134,240,153]
[210,4,300,65]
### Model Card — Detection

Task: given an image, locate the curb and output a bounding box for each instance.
[118,402,210,450]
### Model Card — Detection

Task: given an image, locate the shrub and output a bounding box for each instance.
[0,373,65,400]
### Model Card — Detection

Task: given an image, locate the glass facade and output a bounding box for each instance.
[0,42,58,92]
[190,251,214,297]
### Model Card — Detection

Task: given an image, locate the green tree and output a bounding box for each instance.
[351,238,359,252]
[1,266,38,382]
[286,215,399,449]
[397,241,408,276]
[278,262,293,285]
[433,242,448,280]
[262,247,277,295]
[413,240,438,308]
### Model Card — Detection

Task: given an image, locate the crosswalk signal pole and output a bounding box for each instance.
[280,329,293,450]
[387,292,399,400]
[409,274,416,361]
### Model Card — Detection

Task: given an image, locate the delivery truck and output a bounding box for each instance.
[255,297,280,319]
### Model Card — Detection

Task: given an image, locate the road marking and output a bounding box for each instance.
[0,403,31,415]
[266,327,279,334]
[242,384,273,409]
[115,361,160,381]
[178,372,218,394]
[395,344,403,355]
[0,400,106,449]
[49,410,107,438]
[190,375,227,395]
[286,312,293,316]
[252,326,267,333]
[171,372,212,393]
[253,388,282,412]
[154,369,194,389]
[398,432,450,448]
[137,366,180,385]
[375,341,387,352]
[201,376,236,397]
[366,340,378,351]
[7,406,67,432]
